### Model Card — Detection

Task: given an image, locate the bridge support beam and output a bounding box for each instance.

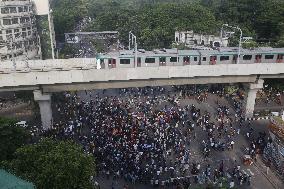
[245,79,264,118]
[33,90,53,130]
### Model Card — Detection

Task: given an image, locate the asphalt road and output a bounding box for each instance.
[71,88,284,189]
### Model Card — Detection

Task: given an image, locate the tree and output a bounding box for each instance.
[89,3,218,50]
[51,0,89,41]
[0,117,30,161]
[6,139,95,189]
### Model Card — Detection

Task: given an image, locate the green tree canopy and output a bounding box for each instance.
[0,117,30,162]
[88,3,218,49]
[51,0,89,40]
[6,139,95,189]
[52,0,284,48]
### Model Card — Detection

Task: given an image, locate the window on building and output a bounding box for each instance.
[170,57,178,62]
[243,55,252,60]
[3,19,12,25]
[265,55,274,59]
[15,33,20,38]
[22,32,27,37]
[12,18,18,24]
[145,58,156,63]
[6,30,12,34]
[202,57,206,61]
[120,59,130,64]
[15,42,22,49]
[18,7,23,13]
[1,8,9,14]
[194,57,198,61]
[9,7,17,13]
[20,17,30,23]
[220,56,230,61]
[23,6,28,12]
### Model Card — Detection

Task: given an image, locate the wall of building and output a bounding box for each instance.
[175,31,229,48]
[0,0,41,61]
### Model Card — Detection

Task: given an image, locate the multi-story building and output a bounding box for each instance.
[175,31,229,49]
[0,0,41,62]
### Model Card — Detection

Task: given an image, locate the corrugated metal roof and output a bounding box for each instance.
[0,169,35,189]
[97,47,284,59]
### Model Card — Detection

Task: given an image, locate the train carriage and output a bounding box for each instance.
[178,50,200,65]
[96,47,284,69]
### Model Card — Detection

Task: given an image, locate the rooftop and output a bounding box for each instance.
[97,47,284,58]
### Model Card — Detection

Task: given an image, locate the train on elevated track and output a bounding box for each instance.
[96,47,284,69]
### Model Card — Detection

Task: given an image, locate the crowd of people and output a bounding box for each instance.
[41,85,270,188]
[256,85,283,105]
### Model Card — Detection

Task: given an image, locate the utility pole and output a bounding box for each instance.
[129,31,138,68]
[47,0,55,59]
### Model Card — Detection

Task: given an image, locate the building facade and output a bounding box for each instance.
[0,0,41,62]
[175,31,229,49]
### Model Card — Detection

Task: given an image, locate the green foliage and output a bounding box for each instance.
[52,0,284,48]
[59,44,78,58]
[0,118,30,161]
[6,139,95,189]
[51,0,89,39]
[203,0,284,46]
[36,15,52,59]
[90,39,107,53]
[88,3,218,50]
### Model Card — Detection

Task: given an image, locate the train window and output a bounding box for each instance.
[265,55,274,59]
[170,57,178,62]
[220,56,230,61]
[194,57,198,61]
[243,55,252,60]
[202,57,206,61]
[145,58,156,63]
[120,59,130,64]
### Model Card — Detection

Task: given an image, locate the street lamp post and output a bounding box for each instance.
[221,24,243,64]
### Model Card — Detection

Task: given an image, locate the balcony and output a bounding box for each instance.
[0,11,33,18]
[0,0,32,7]
[0,21,35,30]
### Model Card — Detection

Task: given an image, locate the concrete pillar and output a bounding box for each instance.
[245,79,264,118]
[33,90,53,130]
